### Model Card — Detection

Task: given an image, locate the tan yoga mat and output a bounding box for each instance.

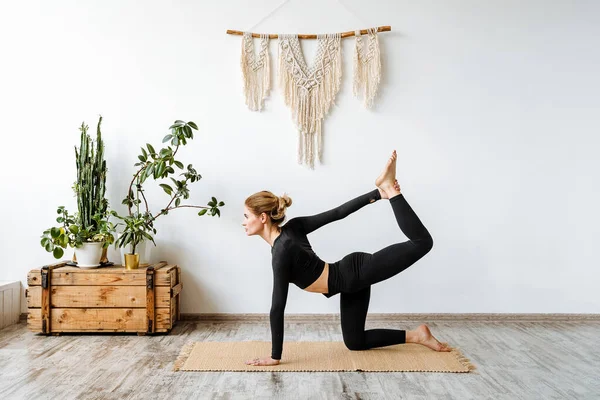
[173,341,475,372]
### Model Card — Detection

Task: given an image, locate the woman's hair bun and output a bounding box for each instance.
[270,193,292,222]
[279,194,292,209]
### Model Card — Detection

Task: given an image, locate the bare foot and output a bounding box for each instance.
[409,324,451,352]
[375,150,400,198]
[378,179,401,200]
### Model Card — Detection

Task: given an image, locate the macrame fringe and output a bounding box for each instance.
[173,341,196,371]
[241,32,271,111]
[353,28,381,109]
[278,34,342,169]
[448,345,477,373]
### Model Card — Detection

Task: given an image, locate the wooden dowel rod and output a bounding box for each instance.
[226,26,391,39]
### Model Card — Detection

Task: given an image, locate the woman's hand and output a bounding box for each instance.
[245,356,280,366]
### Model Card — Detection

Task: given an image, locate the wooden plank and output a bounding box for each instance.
[157,302,176,331]
[152,261,169,271]
[29,271,146,286]
[27,286,172,308]
[146,267,155,333]
[39,263,67,334]
[27,308,173,332]
[44,261,70,269]
[171,295,177,326]
[163,265,178,274]
[156,265,176,286]
[168,270,174,290]
[170,283,182,299]
[28,268,174,286]
[177,267,181,322]
[26,261,69,287]
[41,268,50,334]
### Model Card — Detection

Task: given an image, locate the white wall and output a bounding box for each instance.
[1,0,598,314]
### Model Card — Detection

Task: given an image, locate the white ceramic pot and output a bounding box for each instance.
[119,237,153,266]
[76,242,104,268]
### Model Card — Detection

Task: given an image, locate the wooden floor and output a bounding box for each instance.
[1,319,599,399]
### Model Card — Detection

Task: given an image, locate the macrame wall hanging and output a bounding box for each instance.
[228,25,391,169]
[241,32,271,111]
[353,28,381,109]
[278,33,341,168]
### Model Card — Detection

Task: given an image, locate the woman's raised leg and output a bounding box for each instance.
[357,150,434,286]
[360,193,434,286]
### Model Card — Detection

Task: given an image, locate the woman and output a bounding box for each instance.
[243,150,450,366]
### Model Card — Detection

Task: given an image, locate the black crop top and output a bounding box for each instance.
[269,189,381,360]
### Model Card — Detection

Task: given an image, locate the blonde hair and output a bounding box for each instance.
[245,191,293,227]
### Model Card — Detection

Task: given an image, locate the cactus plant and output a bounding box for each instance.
[40,116,115,260]
[74,116,108,234]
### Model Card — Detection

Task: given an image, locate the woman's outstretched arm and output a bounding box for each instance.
[293,189,381,235]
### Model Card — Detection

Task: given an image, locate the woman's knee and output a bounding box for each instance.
[414,233,433,255]
[343,336,367,351]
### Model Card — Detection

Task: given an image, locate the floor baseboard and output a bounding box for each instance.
[19,312,600,323]
[179,313,600,322]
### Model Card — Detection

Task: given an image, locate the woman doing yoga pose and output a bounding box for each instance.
[243,151,450,366]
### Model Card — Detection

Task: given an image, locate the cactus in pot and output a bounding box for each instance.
[40,116,115,267]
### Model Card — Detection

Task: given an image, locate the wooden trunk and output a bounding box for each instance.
[26,261,182,335]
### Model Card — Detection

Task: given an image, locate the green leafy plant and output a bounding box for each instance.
[114,120,225,255]
[41,207,115,259]
[40,116,115,259]
[111,211,155,255]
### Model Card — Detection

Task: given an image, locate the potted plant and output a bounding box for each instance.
[113,119,225,269]
[40,116,116,268]
[111,212,155,270]
[41,207,115,267]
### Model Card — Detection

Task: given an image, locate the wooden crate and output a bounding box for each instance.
[26,261,182,335]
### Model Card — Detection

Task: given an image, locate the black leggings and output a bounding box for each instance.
[327,193,434,351]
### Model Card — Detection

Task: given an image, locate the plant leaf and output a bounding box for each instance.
[53,247,64,259]
[159,184,173,195]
